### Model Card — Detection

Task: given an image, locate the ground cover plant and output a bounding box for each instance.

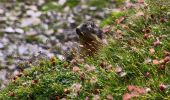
[0,0,169,100]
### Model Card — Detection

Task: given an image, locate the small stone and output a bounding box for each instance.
[0,9,4,14]
[46,29,54,35]
[0,43,4,49]
[18,45,29,55]
[57,54,65,61]
[68,15,75,23]
[26,10,41,17]
[58,0,66,6]
[15,28,24,34]
[89,6,97,10]
[12,70,19,76]
[8,65,16,70]
[20,18,41,27]
[38,0,45,6]
[0,69,7,81]
[25,29,38,36]
[4,27,15,33]
[27,5,38,11]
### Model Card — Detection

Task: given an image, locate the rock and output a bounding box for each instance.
[0,51,4,60]
[12,70,19,76]
[0,9,4,14]
[26,10,41,17]
[26,5,38,11]
[58,0,66,6]
[18,45,29,55]
[25,29,38,36]
[0,43,4,49]
[37,35,48,44]
[68,15,75,23]
[64,6,70,12]
[15,28,24,34]
[38,0,45,6]
[0,69,7,81]
[4,27,15,33]
[20,18,41,27]
[89,6,97,10]
[46,29,54,35]
[8,64,16,70]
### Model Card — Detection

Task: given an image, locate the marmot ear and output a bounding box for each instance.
[76,28,83,36]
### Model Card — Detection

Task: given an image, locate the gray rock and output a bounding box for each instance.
[0,69,7,81]
[4,27,15,33]
[89,6,97,10]
[25,29,38,36]
[8,64,16,70]
[15,28,24,34]
[46,29,54,35]
[58,0,66,6]
[20,18,41,27]
[0,9,4,14]
[18,45,29,55]
[0,43,4,49]
[26,10,42,17]
[57,54,65,61]
[38,0,45,6]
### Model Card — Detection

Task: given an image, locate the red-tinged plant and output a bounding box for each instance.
[138,0,144,3]
[153,40,160,46]
[159,84,167,91]
[123,93,138,100]
[143,34,149,39]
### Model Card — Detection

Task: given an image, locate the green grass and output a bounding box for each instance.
[25,35,43,44]
[0,0,170,100]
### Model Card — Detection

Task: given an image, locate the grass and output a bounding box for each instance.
[25,35,43,44]
[0,0,170,100]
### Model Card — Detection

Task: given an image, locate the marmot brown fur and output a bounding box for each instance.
[76,22,104,56]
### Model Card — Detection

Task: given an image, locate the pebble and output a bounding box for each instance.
[15,28,24,34]
[58,0,66,6]
[0,43,4,49]
[18,45,29,55]
[0,69,7,81]
[4,27,15,33]
[20,18,41,27]
[0,9,4,14]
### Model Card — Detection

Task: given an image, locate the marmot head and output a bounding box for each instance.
[76,22,103,40]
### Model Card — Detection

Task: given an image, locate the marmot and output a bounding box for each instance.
[76,22,104,56]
